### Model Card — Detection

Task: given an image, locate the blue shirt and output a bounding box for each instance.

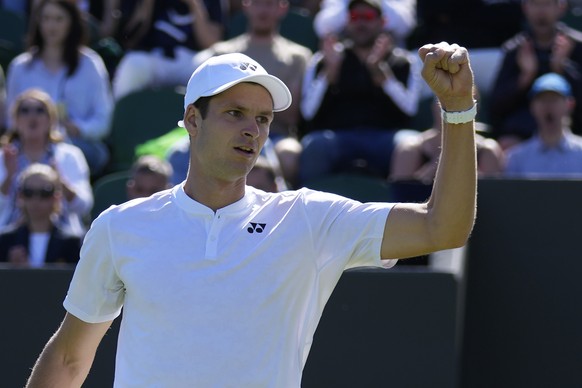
[504,131,582,178]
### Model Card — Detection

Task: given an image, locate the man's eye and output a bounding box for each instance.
[257,116,270,124]
[228,110,242,118]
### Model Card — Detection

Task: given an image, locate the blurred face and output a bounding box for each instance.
[15,98,51,142]
[243,0,286,36]
[126,172,169,200]
[523,0,565,37]
[18,175,59,222]
[345,3,384,48]
[531,91,571,132]
[185,82,273,184]
[39,2,71,47]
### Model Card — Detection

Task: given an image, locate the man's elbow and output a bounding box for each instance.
[432,220,475,251]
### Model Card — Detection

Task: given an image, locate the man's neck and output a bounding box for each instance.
[183,176,246,212]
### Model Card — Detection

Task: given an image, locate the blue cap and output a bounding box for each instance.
[530,73,572,98]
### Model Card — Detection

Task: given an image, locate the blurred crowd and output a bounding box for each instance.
[1,0,582,267]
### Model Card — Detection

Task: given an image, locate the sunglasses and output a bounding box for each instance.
[349,9,380,22]
[20,186,55,199]
[17,105,48,116]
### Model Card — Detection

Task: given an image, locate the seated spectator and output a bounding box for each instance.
[489,0,582,150]
[112,0,224,100]
[0,163,82,267]
[0,88,93,235]
[193,0,312,188]
[504,73,582,178]
[300,0,421,184]
[126,155,173,200]
[5,0,113,176]
[390,96,505,183]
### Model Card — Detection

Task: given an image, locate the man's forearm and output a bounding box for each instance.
[26,337,90,388]
[428,119,477,247]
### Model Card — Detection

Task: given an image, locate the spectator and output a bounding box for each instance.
[390,95,504,183]
[0,163,82,267]
[489,0,582,150]
[112,0,225,100]
[504,73,582,177]
[193,0,312,188]
[5,0,113,176]
[126,154,173,200]
[314,0,416,48]
[300,0,422,184]
[0,88,93,235]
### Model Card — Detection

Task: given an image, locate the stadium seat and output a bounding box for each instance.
[106,87,185,172]
[91,170,131,220]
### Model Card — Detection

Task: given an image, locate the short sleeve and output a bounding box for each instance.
[63,210,124,323]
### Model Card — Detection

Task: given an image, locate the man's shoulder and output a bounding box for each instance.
[100,188,176,220]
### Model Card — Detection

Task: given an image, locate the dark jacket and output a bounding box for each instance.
[305,46,414,133]
[0,223,82,265]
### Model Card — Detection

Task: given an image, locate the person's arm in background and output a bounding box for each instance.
[300,35,343,120]
[186,0,224,49]
[381,42,477,259]
[366,32,422,116]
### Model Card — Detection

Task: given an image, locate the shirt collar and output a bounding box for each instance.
[172,183,254,216]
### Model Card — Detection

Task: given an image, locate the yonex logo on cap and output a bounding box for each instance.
[240,62,257,71]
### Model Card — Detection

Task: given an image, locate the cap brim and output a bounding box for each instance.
[201,74,292,112]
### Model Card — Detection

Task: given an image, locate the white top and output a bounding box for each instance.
[29,232,50,267]
[5,47,113,140]
[64,184,396,387]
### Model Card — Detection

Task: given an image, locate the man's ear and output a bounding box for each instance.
[183,105,200,136]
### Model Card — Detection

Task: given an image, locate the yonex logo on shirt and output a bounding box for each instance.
[247,222,266,233]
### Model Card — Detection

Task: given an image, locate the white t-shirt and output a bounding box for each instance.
[64,185,396,387]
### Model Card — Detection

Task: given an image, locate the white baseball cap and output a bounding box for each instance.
[178,53,292,127]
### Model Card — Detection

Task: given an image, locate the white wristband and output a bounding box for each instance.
[441,103,477,124]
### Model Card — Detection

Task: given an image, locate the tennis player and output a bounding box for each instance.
[26,42,477,387]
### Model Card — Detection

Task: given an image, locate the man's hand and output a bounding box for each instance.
[418,42,474,111]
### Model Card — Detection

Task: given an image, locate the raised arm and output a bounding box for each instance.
[381,42,477,259]
[26,313,113,388]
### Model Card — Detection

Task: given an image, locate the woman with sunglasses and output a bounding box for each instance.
[5,0,113,176]
[0,163,82,266]
[0,88,93,236]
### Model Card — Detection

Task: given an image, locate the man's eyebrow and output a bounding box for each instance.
[231,103,274,118]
